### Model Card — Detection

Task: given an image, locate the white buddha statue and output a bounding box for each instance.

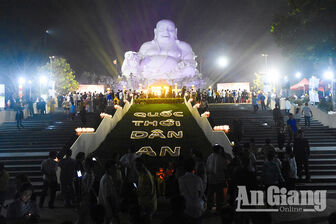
[121,19,199,83]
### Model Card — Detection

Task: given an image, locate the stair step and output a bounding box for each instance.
[0,152,49,158]
[5,164,41,170]
[2,159,44,165]
[209,104,336,189]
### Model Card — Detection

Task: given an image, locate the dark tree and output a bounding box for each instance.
[271,0,336,67]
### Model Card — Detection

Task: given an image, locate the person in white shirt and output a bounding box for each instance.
[73,92,78,104]
[285,98,291,116]
[179,158,204,223]
[206,144,227,213]
[238,89,242,103]
[302,103,313,127]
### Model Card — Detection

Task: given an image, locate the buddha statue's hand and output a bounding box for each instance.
[121,51,140,78]
[177,59,197,70]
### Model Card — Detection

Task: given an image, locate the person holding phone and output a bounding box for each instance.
[7,183,39,224]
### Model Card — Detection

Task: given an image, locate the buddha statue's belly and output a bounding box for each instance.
[140,55,179,76]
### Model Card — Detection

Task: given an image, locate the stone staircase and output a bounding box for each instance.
[209,104,336,190]
[0,112,99,193]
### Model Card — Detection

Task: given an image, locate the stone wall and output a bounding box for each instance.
[309,105,336,128]
[70,99,133,159]
[184,98,233,157]
[0,109,29,125]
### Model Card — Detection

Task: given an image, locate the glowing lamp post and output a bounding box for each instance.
[261,54,268,75]
[39,76,47,96]
[28,80,32,99]
[268,69,280,94]
[18,77,26,99]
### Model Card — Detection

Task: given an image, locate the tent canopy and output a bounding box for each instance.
[290,78,330,91]
[290,78,309,90]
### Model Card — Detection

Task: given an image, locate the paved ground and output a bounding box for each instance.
[26,195,336,224]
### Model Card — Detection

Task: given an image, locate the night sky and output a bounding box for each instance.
[0,0,288,85]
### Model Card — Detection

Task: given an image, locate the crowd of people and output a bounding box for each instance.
[205,89,250,104]
[0,128,315,224]
[1,86,333,224]
[8,86,276,129]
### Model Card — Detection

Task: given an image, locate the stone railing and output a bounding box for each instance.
[70,99,133,159]
[309,105,336,128]
[184,98,233,157]
[0,109,29,125]
[287,102,336,128]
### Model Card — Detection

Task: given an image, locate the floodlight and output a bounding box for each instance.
[295,72,302,79]
[324,70,334,80]
[40,76,48,83]
[18,77,26,85]
[217,57,229,68]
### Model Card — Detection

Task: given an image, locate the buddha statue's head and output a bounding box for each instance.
[154,20,177,43]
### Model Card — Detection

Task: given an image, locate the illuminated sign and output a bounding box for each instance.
[131,110,183,157]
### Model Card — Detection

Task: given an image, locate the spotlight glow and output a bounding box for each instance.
[18,77,26,85]
[217,57,229,68]
[324,70,334,80]
[295,72,302,79]
[269,69,280,82]
[39,76,48,83]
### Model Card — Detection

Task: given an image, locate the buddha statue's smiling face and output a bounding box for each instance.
[154,20,177,43]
